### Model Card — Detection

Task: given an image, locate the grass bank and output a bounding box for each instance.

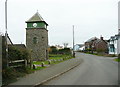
[81,51,117,57]
[32,54,73,71]
[114,58,120,62]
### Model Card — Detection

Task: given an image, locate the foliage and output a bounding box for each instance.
[114,58,120,62]
[2,46,32,85]
[31,67,46,71]
[84,48,92,52]
[2,68,17,80]
[106,54,116,57]
[33,61,48,65]
[2,66,33,85]
[49,54,70,59]
[2,67,23,85]
[96,48,106,53]
[49,46,71,55]
[114,54,120,62]
[3,46,31,70]
[8,46,30,61]
[115,54,120,62]
[3,53,73,85]
[118,54,120,58]
[58,48,71,55]
[32,54,73,71]
[49,46,58,54]
[33,54,71,65]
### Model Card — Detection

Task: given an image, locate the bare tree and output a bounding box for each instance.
[63,43,69,48]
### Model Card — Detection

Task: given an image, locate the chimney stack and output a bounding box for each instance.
[100,35,103,40]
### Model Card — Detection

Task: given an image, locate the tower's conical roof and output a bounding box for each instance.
[26,12,45,22]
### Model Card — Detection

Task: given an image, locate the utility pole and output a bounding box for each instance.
[5,0,8,67]
[73,25,75,57]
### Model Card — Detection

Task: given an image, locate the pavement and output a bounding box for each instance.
[7,54,83,86]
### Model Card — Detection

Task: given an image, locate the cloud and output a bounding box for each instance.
[0,0,119,46]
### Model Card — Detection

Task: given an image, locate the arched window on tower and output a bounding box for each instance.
[33,37,37,44]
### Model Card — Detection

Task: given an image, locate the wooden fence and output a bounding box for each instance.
[9,59,27,68]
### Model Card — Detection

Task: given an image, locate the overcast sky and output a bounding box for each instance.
[0,0,119,47]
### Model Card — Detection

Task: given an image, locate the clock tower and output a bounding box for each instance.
[26,12,49,61]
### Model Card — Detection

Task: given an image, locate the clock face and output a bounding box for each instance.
[33,23,37,27]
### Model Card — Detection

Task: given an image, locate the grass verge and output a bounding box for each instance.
[114,58,120,62]
[3,54,73,86]
[32,54,73,70]
[82,52,117,57]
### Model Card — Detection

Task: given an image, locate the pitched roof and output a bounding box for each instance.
[110,35,119,41]
[3,34,13,45]
[13,44,26,49]
[93,38,108,46]
[85,37,98,43]
[26,12,45,22]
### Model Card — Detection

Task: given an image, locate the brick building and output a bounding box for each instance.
[85,36,108,53]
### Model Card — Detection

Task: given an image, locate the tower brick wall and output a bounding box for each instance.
[26,12,49,61]
[26,28,48,61]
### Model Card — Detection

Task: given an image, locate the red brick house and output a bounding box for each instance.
[85,36,108,53]
[85,37,98,51]
[92,37,108,53]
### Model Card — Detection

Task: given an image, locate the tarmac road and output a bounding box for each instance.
[43,52,118,85]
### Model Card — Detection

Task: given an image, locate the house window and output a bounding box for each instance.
[110,44,115,52]
[110,48,114,52]
[33,37,37,44]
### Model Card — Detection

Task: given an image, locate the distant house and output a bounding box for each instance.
[92,37,108,53]
[85,37,98,51]
[117,29,120,55]
[85,36,108,53]
[79,45,85,51]
[108,35,118,54]
[108,31,120,55]
[74,44,84,51]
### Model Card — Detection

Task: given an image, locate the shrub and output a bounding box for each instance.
[2,46,32,85]
[2,66,33,85]
[8,46,21,60]
[96,48,106,53]
[58,48,71,55]
[2,67,17,85]
[2,68,16,80]
[118,54,120,58]
[49,46,58,54]
[8,46,30,61]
